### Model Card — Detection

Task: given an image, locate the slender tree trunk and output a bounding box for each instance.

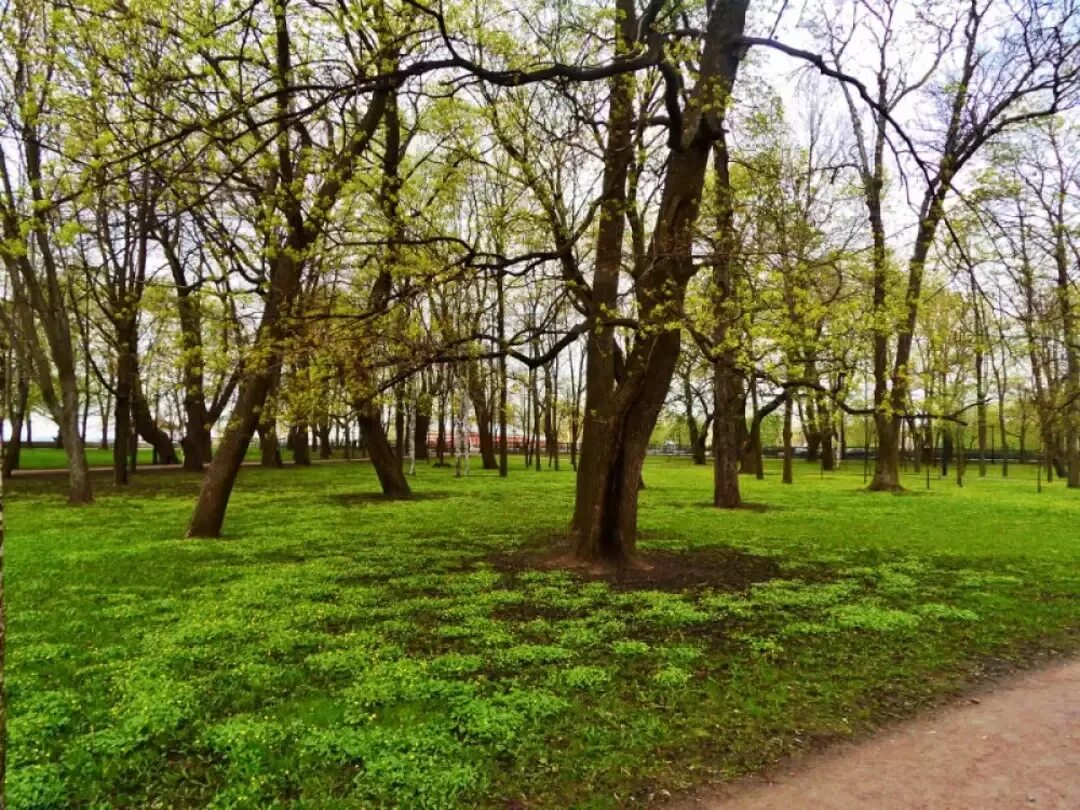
[498,272,509,478]
[113,322,134,485]
[782,398,794,484]
[713,362,742,508]
[1,376,27,479]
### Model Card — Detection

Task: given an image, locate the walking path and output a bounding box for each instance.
[671,658,1080,809]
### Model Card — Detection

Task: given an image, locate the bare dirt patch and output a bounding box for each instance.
[489,539,782,591]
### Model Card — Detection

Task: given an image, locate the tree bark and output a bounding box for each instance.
[713,361,742,508]
[1,373,27,479]
[782,397,794,484]
[573,0,748,562]
[132,378,180,464]
[357,406,411,497]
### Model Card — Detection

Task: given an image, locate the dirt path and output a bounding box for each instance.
[671,658,1080,810]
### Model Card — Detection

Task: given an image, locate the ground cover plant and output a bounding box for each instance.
[6,457,1079,809]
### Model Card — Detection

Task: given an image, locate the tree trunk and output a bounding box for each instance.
[293,422,311,466]
[358,406,411,497]
[258,423,282,467]
[782,397,794,484]
[415,406,431,462]
[473,404,498,470]
[133,378,180,464]
[713,361,742,508]
[59,403,93,505]
[113,322,134,485]
[868,413,902,491]
[318,420,332,459]
[1,375,28,478]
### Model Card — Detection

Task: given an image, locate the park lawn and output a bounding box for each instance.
[15,447,158,470]
[5,458,1079,809]
[12,445,278,471]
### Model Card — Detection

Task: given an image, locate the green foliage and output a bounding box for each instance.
[6,458,1080,809]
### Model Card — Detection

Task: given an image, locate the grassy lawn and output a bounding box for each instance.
[15,447,158,470]
[11,446,282,470]
[6,458,1079,808]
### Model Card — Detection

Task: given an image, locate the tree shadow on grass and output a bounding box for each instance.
[489,533,784,592]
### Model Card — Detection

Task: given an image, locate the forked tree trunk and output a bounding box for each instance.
[572,332,680,562]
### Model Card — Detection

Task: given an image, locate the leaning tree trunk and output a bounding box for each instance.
[133,378,180,464]
[187,247,305,537]
[357,406,410,498]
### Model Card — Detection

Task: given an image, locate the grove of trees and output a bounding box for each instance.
[2,0,1079,565]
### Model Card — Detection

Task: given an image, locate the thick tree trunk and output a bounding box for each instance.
[318,420,332,459]
[187,372,275,536]
[293,422,311,466]
[473,404,498,470]
[59,404,93,505]
[869,413,902,491]
[414,412,430,462]
[713,361,742,508]
[357,407,410,497]
[133,379,180,464]
[187,244,309,536]
[258,423,282,467]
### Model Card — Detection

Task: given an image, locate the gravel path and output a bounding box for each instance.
[671,658,1080,809]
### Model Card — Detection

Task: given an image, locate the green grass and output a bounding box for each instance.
[12,445,283,470]
[15,447,158,470]
[6,458,1079,808]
